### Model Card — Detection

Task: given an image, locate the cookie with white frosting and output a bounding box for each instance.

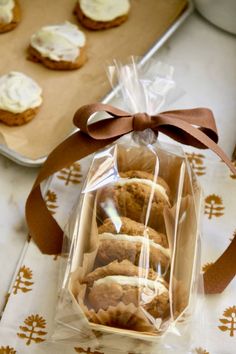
[0,0,20,33]
[74,0,130,30]
[97,170,171,231]
[97,216,170,274]
[83,260,170,319]
[28,22,87,70]
[0,72,42,126]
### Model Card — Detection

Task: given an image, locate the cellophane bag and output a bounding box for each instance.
[52,59,205,353]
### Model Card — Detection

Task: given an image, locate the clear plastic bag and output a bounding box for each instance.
[52,59,204,353]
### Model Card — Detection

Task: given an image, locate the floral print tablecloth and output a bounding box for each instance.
[0,144,235,354]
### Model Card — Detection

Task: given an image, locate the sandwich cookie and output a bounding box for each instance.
[97,216,170,274]
[97,170,171,230]
[83,260,170,319]
[74,0,130,30]
[28,22,86,70]
[0,71,42,126]
[0,0,20,33]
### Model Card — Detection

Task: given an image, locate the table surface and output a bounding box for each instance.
[0,10,235,354]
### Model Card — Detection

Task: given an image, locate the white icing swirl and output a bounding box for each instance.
[79,0,130,22]
[30,22,86,63]
[0,72,42,114]
[99,232,170,258]
[0,0,14,24]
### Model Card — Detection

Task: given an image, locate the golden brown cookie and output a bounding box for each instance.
[83,260,169,318]
[98,217,168,246]
[27,44,87,71]
[0,0,20,34]
[0,107,39,126]
[97,217,170,273]
[74,1,129,30]
[0,71,42,126]
[83,259,158,287]
[28,22,87,71]
[120,170,171,197]
[97,170,171,230]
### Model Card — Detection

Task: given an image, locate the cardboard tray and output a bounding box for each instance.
[0,0,193,167]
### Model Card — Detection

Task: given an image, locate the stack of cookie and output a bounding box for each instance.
[78,167,172,332]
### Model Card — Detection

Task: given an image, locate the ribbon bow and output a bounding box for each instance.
[26,103,236,294]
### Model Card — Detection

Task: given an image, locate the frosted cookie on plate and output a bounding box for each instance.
[74,0,130,30]
[83,260,170,319]
[28,22,86,70]
[0,72,42,126]
[97,170,171,230]
[97,216,170,274]
[0,0,20,33]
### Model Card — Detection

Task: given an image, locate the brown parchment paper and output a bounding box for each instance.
[0,0,187,160]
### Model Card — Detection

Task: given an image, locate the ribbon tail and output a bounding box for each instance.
[204,235,236,294]
[196,134,236,176]
[25,131,115,254]
[26,185,62,255]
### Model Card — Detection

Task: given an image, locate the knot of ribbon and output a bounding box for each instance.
[132,112,152,131]
[26,103,236,295]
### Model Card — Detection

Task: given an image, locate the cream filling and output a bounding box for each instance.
[94,275,168,295]
[0,72,42,114]
[0,0,14,24]
[79,0,130,22]
[117,177,169,203]
[99,232,170,258]
[30,22,86,62]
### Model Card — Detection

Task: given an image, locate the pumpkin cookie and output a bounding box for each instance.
[97,170,171,230]
[28,22,86,70]
[0,0,20,33]
[0,72,42,126]
[83,260,170,319]
[97,216,170,274]
[74,0,130,30]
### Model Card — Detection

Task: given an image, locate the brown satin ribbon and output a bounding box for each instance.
[25,103,236,294]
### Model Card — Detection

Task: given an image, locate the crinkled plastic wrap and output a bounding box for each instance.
[52,60,204,353]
